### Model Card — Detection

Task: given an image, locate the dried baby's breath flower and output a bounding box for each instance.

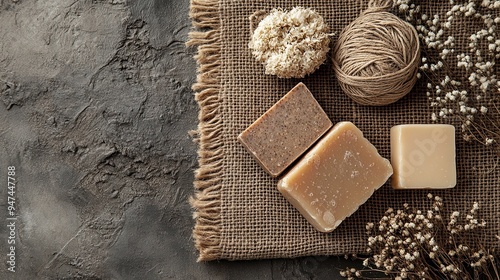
[249,7,330,78]
[395,0,500,150]
[340,193,498,279]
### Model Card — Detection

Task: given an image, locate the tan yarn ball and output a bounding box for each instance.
[332,0,420,106]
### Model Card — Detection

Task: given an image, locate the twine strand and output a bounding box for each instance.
[365,0,394,14]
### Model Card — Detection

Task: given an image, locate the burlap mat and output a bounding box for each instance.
[188,0,500,261]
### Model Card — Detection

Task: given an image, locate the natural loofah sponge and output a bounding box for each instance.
[249,7,330,78]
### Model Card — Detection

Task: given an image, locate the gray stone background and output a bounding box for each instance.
[0,0,357,279]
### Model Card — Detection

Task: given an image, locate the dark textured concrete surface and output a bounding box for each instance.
[0,0,358,279]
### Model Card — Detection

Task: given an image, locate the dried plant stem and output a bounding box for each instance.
[340,194,497,280]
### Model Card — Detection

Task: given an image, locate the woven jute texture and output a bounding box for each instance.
[188,0,500,261]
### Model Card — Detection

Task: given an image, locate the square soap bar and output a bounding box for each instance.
[391,124,456,189]
[238,83,332,177]
[278,122,393,232]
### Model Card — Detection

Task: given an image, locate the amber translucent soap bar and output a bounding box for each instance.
[278,122,393,232]
[238,83,332,177]
[391,124,456,189]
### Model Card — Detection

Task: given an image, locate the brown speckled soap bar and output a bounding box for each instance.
[238,83,332,177]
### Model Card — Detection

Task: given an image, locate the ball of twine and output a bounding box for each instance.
[332,0,420,106]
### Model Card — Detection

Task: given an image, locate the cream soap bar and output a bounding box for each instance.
[391,124,456,189]
[238,83,332,177]
[278,122,393,232]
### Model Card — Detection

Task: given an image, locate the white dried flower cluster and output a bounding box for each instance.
[447,201,486,235]
[340,194,496,280]
[249,7,330,78]
[394,0,500,147]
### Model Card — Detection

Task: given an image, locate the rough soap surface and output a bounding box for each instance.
[238,83,332,177]
[278,122,393,232]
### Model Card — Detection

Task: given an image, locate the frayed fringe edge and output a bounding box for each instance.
[187,0,223,262]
